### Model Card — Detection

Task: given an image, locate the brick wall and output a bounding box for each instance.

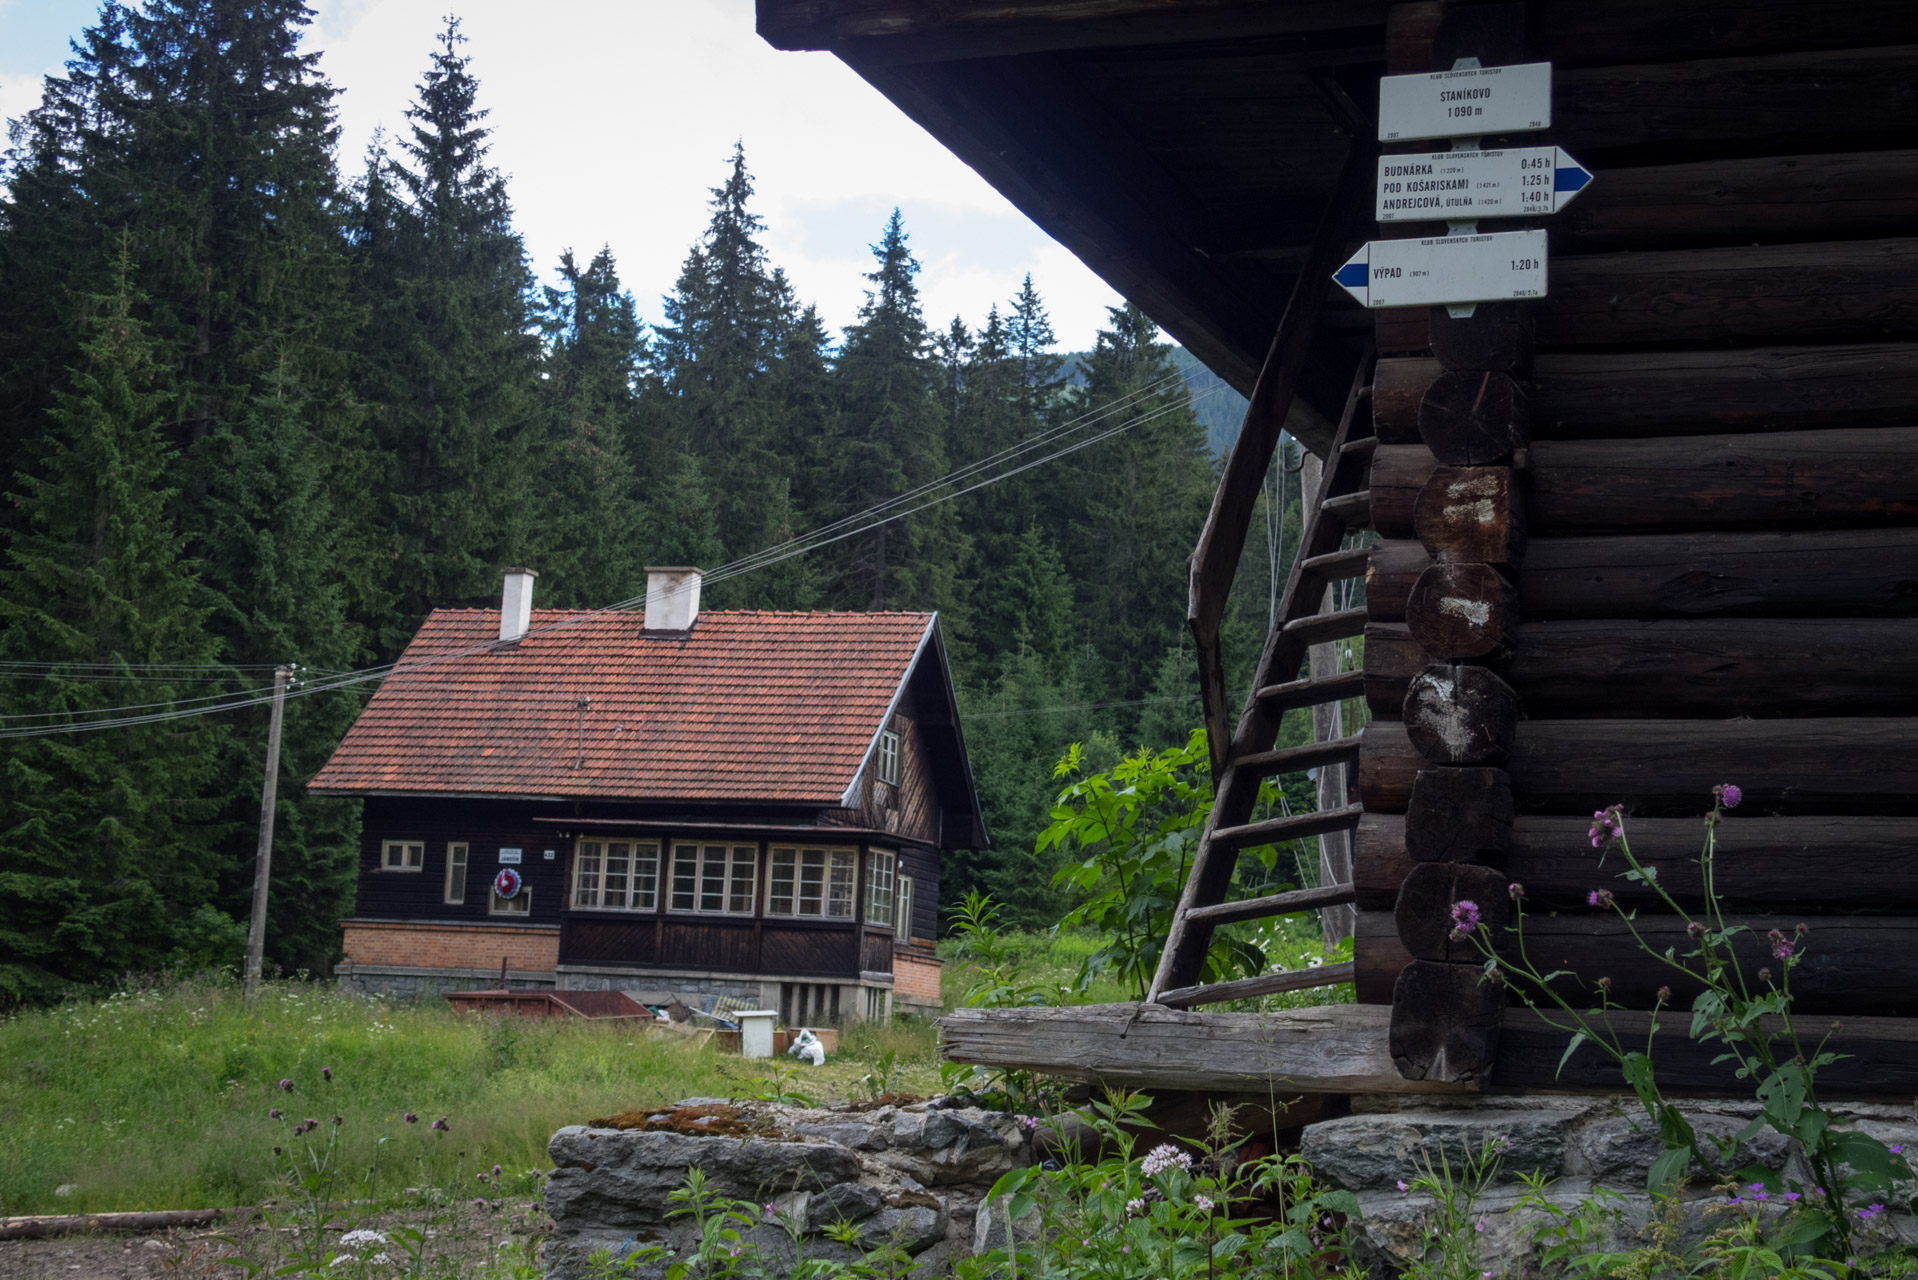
[893,951,942,1004]
[342,921,559,974]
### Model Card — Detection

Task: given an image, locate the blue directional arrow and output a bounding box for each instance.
[1554,156,1593,194]
[1334,260,1369,290]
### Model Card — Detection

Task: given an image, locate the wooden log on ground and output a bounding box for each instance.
[1528,428,1918,532]
[1366,540,1434,623]
[1403,664,1519,764]
[936,1002,1475,1095]
[1390,959,1504,1084]
[1357,812,1918,914]
[0,1208,226,1241]
[1553,47,1918,161]
[1405,767,1513,864]
[1508,617,1918,717]
[1407,564,1520,660]
[1539,238,1918,349]
[1414,466,1524,564]
[1418,371,1530,465]
[1361,717,1918,816]
[1554,150,1918,255]
[1521,529,1918,620]
[1395,863,1511,963]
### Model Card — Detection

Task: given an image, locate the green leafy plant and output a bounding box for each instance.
[1456,786,1916,1262]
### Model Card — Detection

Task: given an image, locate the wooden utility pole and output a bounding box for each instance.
[243,666,293,1000]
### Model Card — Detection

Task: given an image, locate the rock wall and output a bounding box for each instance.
[1301,1094,1918,1275]
[543,1099,1031,1278]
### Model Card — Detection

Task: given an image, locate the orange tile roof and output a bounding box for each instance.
[308,609,936,803]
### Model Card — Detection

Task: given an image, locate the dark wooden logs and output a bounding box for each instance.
[1418,371,1530,465]
[1380,344,1918,443]
[1395,863,1511,963]
[1555,150,1918,255]
[1553,47,1918,161]
[1370,445,1428,539]
[1426,303,1533,375]
[1403,665,1519,764]
[1523,529,1918,620]
[1389,959,1504,1084]
[1539,238,1918,349]
[1539,3,1918,70]
[1405,768,1513,864]
[1357,812,1918,914]
[1363,622,1424,714]
[1406,564,1520,660]
[1366,540,1434,622]
[1362,717,1918,817]
[1415,467,1525,563]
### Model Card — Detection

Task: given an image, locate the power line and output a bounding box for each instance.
[0,369,1234,740]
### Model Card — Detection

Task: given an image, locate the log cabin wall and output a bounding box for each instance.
[1356,0,1918,1085]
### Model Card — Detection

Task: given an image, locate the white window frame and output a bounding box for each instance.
[572,839,660,911]
[765,847,857,919]
[382,840,424,872]
[489,883,532,916]
[444,842,468,904]
[894,873,914,939]
[876,729,901,785]
[866,850,896,926]
[668,842,758,915]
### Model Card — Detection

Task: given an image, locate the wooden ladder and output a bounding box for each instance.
[1147,350,1378,1008]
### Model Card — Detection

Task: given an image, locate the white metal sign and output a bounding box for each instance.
[1376,146,1591,221]
[1332,228,1547,309]
[1378,62,1552,142]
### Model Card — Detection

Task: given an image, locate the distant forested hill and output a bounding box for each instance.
[1062,347,1250,457]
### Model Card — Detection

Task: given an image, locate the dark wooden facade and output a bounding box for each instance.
[764,0,1918,1090]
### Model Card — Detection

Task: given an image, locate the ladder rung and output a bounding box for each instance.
[1301,545,1371,583]
[1254,668,1365,712]
[1211,803,1363,851]
[1321,490,1372,527]
[1156,960,1358,1010]
[1339,435,1379,457]
[1229,734,1362,777]
[1184,882,1357,927]
[1282,606,1368,647]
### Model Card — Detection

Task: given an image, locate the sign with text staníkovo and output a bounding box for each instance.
[1332,229,1547,309]
[1378,62,1552,142]
[1376,146,1591,221]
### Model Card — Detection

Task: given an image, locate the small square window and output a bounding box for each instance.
[382,840,424,872]
[876,729,901,786]
[444,843,468,904]
[490,883,532,916]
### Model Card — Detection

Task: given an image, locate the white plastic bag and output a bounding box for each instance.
[786,1027,826,1066]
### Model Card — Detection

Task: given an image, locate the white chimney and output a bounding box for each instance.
[644,567,703,632]
[500,568,537,643]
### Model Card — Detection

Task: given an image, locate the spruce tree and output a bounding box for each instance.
[0,264,226,1001]
[647,453,726,572]
[826,210,962,612]
[355,18,540,646]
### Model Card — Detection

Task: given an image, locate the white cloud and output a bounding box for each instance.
[307,0,1126,348]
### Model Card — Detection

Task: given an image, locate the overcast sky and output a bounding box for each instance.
[0,0,1129,349]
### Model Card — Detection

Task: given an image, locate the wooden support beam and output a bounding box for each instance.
[1357,811,1918,914]
[936,1001,1474,1095]
[1361,717,1918,817]
[1156,960,1359,1010]
[1184,883,1358,928]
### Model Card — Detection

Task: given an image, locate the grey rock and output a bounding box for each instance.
[1570,1112,1791,1186]
[860,1204,947,1254]
[546,1127,861,1228]
[1301,1109,1577,1191]
[673,1097,731,1107]
[884,1107,1026,1186]
[792,1117,892,1151]
[972,1194,1038,1257]
[806,1182,885,1229]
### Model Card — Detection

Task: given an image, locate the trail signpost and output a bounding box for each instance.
[1377,62,1553,142]
[1332,228,1546,309]
[1375,146,1591,221]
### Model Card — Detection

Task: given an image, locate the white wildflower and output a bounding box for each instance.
[1125,1198,1146,1217]
[1194,1194,1216,1213]
[340,1230,388,1247]
[1140,1143,1192,1176]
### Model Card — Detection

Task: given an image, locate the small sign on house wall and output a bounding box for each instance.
[498,848,523,865]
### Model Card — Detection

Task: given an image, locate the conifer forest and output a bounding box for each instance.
[0,2,1309,1002]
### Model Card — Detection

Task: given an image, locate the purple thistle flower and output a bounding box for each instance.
[1891,1144,1905,1155]
[1507,882,1524,901]
[1449,899,1482,941]
[403,1112,418,1124]
[431,1116,449,1132]
[1774,941,1794,961]
[278,1078,294,1092]
[1588,805,1625,847]
[1656,986,1673,1004]
[1783,1192,1801,1202]
[1714,783,1743,809]
[321,1066,331,1082]
[268,1108,282,1120]
[492,1164,503,1176]
[1686,921,1706,939]
[1586,889,1615,909]
[1396,1180,1408,1194]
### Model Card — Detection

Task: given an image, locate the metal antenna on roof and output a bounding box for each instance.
[574,694,592,770]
